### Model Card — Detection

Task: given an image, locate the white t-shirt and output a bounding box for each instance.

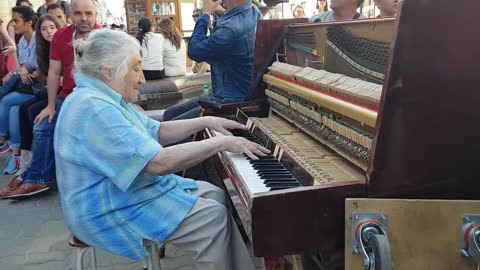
[141,32,164,71]
[163,38,186,77]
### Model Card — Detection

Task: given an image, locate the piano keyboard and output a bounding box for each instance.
[225,130,302,194]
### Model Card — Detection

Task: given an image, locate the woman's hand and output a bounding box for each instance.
[1,45,16,56]
[205,116,248,136]
[2,72,12,84]
[220,135,270,160]
[19,66,34,85]
[35,106,56,124]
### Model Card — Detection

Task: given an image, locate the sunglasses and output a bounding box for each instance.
[192,14,199,18]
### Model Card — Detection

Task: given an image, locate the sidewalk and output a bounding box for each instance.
[0,151,196,270]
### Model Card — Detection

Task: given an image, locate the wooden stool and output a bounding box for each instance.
[68,235,163,270]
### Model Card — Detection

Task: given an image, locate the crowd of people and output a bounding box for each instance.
[0,0,398,268]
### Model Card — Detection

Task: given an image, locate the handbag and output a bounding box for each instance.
[31,80,48,99]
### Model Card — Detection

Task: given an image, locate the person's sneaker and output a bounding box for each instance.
[0,176,23,197]
[4,155,20,175]
[15,153,33,176]
[0,143,9,155]
[3,183,50,198]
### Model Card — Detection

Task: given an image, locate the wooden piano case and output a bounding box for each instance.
[368,0,480,200]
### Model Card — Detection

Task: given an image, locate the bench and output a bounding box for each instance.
[137,73,211,110]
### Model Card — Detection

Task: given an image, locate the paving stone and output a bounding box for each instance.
[0,152,264,270]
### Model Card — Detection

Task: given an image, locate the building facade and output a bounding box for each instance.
[0,0,45,20]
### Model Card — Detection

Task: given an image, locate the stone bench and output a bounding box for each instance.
[137,73,211,110]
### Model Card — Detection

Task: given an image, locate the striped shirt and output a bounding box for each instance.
[54,74,198,259]
[18,34,37,72]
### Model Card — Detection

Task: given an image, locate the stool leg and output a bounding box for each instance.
[148,244,161,270]
[77,248,88,270]
[147,244,154,270]
[90,247,97,270]
[142,256,148,270]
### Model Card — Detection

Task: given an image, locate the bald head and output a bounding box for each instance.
[70,0,96,34]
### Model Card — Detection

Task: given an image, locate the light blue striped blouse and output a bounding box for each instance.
[54,74,198,259]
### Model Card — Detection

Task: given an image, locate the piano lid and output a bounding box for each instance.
[368,0,480,199]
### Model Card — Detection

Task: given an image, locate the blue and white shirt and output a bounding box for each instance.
[18,34,38,72]
[54,74,198,259]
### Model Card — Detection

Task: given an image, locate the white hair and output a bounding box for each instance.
[74,29,140,90]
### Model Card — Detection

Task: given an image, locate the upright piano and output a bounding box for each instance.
[201,10,480,269]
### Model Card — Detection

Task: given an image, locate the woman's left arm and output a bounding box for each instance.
[158,116,247,145]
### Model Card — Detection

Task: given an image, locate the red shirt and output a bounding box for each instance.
[50,24,100,99]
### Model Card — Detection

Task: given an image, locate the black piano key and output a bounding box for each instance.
[261,174,294,180]
[249,159,280,164]
[252,164,286,170]
[256,169,290,174]
[257,170,289,179]
[262,178,295,183]
[266,182,301,188]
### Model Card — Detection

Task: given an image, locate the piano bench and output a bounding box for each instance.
[68,234,164,270]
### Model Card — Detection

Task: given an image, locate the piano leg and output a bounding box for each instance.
[264,257,284,270]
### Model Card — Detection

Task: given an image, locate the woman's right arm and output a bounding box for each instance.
[0,20,15,48]
[144,135,269,175]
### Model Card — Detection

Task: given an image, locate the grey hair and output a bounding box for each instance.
[74,29,140,90]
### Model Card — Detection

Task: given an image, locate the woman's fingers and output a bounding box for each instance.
[243,148,257,160]
[215,126,232,136]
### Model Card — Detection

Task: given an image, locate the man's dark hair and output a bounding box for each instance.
[15,0,33,7]
[47,3,64,13]
[12,6,37,29]
[358,0,365,7]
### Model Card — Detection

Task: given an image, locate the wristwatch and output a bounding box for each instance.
[12,70,19,76]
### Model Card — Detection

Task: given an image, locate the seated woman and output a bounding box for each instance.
[0,6,38,171]
[12,14,60,176]
[157,18,186,77]
[136,17,165,80]
[54,29,268,269]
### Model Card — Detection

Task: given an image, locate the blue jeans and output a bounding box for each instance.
[0,75,20,99]
[163,96,203,121]
[163,94,246,121]
[0,91,35,148]
[22,98,64,185]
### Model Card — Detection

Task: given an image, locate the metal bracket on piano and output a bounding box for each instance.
[351,212,392,270]
[276,52,287,62]
[304,58,322,68]
[461,215,480,265]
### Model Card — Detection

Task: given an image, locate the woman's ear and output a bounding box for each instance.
[99,66,113,81]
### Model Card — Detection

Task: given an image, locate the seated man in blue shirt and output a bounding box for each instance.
[163,0,261,121]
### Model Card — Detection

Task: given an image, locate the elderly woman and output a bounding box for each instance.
[54,29,268,269]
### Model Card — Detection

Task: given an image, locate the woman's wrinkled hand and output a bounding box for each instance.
[220,135,270,160]
[205,116,248,136]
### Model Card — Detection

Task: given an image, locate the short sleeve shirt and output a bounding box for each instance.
[54,74,198,259]
[50,24,100,99]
